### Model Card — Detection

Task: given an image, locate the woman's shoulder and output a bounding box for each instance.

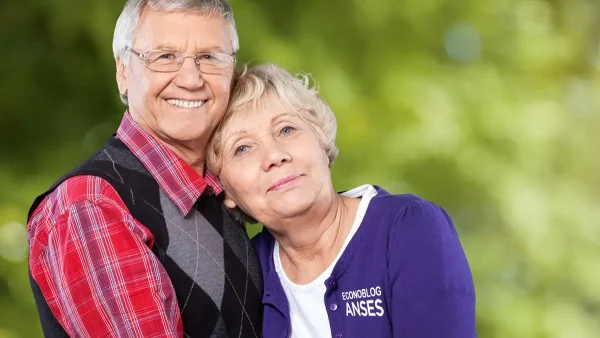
[251,227,273,246]
[371,186,447,213]
[250,227,276,266]
[369,186,455,236]
[372,188,474,301]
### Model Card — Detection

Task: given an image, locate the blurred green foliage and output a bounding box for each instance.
[1,0,599,337]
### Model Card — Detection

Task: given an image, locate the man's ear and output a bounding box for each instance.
[116,57,128,98]
[223,195,237,209]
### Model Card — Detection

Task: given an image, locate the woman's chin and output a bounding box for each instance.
[267,196,317,220]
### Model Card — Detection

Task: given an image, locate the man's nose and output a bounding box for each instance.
[173,57,205,89]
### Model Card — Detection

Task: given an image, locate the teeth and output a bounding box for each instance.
[167,99,204,108]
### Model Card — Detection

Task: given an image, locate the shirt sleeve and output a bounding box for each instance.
[387,199,476,338]
[28,176,183,338]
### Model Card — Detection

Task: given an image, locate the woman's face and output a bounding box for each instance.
[218,95,333,226]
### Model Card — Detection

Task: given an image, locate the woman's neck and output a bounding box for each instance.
[272,194,360,284]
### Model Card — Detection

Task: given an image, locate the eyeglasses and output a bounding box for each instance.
[126,47,236,74]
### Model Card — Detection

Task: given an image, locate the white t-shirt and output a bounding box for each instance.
[273,185,377,338]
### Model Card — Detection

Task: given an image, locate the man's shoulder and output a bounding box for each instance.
[27,174,126,261]
[28,137,155,223]
[29,175,119,224]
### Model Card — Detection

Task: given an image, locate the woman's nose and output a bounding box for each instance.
[261,140,291,171]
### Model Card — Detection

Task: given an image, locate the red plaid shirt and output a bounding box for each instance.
[27,113,222,337]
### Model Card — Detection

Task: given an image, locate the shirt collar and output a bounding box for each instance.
[116,112,222,216]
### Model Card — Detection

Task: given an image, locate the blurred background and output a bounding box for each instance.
[1,0,599,337]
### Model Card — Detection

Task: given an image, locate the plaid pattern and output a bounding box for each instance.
[116,113,222,215]
[27,113,224,337]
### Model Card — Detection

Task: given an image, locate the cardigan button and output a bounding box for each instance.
[329,303,338,311]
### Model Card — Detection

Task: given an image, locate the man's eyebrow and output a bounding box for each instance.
[198,46,226,53]
[149,44,181,51]
[148,44,230,53]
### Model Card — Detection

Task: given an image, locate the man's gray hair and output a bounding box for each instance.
[113,0,239,104]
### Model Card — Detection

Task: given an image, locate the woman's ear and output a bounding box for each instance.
[223,195,237,209]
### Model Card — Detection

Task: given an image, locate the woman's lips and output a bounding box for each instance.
[268,174,303,192]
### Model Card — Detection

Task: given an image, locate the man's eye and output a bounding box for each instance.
[158,53,176,60]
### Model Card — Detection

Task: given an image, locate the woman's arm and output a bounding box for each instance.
[387,198,476,337]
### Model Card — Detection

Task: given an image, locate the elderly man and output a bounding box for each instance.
[26,1,262,337]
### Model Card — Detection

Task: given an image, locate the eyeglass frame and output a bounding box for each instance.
[125,46,236,74]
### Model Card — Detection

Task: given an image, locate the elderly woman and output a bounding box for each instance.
[206,64,476,338]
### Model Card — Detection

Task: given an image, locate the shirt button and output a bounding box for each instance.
[335,333,343,338]
[329,280,337,288]
[329,303,338,311]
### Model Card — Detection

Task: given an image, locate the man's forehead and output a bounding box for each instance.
[135,8,232,50]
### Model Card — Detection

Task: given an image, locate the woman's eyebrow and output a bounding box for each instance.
[270,112,294,124]
[223,129,248,146]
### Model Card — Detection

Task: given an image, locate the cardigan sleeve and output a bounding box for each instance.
[387,199,477,337]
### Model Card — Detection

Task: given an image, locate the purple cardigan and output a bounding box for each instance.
[252,187,477,337]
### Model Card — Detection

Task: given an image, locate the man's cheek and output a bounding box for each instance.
[216,76,233,94]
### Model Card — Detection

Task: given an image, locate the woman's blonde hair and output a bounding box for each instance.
[206,63,339,175]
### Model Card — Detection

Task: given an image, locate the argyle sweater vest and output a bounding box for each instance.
[27,137,263,338]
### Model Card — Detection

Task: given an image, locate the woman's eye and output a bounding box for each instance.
[280,126,295,135]
[234,145,249,155]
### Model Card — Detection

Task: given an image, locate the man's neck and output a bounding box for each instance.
[129,110,208,175]
[161,139,207,174]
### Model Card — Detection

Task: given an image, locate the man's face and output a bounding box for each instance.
[116,9,235,149]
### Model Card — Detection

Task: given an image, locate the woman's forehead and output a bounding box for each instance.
[225,97,299,131]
